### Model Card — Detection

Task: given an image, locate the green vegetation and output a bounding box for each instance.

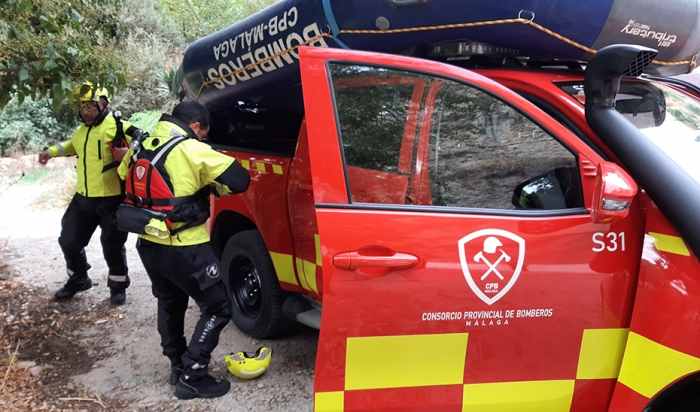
[157,0,277,43]
[0,0,127,108]
[17,168,50,184]
[1,0,274,155]
[0,97,77,156]
[128,110,163,134]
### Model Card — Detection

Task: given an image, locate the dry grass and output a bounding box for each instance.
[0,241,127,411]
[0,152,77,210]
[26,168,77,210]
[0,279,127,411]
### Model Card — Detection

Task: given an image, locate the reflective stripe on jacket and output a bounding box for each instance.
[48,110,133,197]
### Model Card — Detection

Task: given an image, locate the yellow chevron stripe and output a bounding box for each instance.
[239,159,250,169]
[649,232,690,256]
[462,380,574,412]
[296,257,310,291]
[315,391,344,412]
[272,164,283,174]
[576,328,628,379]
[256,161,266,172]
[618,332,700,398]
[303,259,318,293]
[345,333,468,390]
[269,252,298,285]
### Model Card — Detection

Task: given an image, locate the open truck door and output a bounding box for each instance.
[298,46,644,412]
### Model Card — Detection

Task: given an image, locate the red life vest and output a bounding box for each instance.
[117,136,210,236]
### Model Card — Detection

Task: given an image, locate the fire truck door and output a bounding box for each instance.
[299,47,642,412]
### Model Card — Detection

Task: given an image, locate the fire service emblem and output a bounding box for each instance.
[135,165,146,180]
[458,229,525,305]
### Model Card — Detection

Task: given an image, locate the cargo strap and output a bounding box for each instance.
[125,186,210,208]
[102,113,140,173]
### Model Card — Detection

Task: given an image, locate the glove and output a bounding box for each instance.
[144,219,170,239]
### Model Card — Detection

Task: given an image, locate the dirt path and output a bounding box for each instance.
[0,157,317,411]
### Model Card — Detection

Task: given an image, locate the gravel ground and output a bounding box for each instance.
[0,156,318,411]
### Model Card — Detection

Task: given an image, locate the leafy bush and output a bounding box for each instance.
[128,110,163,134]
[0,0,127,109]
[0,99,78,156]
[108,0,183,117]
[157,0,278,42]
[120,0,184,49]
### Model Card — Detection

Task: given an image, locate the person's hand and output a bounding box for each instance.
[210,182,231,198]
[113,147,128,162]
[38,151,52,165]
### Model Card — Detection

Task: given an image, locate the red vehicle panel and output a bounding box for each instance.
[205,45,700,411]
[299,46,645,410]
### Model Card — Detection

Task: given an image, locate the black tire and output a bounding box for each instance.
[221,229,292,339]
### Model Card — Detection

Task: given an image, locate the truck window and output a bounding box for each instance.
[207,104,304,157]
[329,63,583,211]
[331,65,426,204]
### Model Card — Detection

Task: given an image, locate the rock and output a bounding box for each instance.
[16,361,36,368]
[28,366,43,377]
[94,319,108,325]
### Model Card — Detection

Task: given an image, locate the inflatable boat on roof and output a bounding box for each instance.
[175,0,700,118]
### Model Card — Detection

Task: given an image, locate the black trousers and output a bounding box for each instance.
[58,193,129,289]
[136,239,232,378]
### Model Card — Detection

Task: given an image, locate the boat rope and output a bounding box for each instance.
[337,17,694,69]
[196,32,335,100]
[196,15,696,99]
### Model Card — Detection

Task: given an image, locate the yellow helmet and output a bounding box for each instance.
[225,347,272,380]
[72,82,109,103]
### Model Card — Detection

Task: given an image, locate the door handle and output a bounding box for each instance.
[333,247,419,271]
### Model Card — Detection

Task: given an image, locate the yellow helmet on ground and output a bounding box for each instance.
[73,82,109,103]
[225,347,272,379]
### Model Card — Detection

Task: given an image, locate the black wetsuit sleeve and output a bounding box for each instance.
[215,161,250,194]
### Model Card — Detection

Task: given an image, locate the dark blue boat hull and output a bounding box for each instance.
[176,0,700,113]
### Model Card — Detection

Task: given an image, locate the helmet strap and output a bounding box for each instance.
[94,105,109,125]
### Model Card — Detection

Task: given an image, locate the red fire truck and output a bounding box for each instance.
[174,1,700,410]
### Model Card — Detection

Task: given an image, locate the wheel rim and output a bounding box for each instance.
[230,256,262,319]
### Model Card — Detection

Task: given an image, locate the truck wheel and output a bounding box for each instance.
[221,229,292,339]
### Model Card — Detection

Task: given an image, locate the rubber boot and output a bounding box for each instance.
[109,288,126,305]
[55,276,92,300]
[175,374,231,399]
[170,365,183,386]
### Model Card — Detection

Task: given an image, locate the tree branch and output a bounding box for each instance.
[183,0,201,23]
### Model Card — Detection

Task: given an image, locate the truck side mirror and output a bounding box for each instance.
[512,173,567,210]
[593,161,638,224]
[511,166,582,210]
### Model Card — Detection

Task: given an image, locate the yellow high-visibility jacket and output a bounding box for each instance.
[47,110,135,197]
[118,116,250,246]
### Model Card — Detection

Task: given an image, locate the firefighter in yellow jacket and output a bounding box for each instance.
[117,101,250,399]
[38,83,140,305]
